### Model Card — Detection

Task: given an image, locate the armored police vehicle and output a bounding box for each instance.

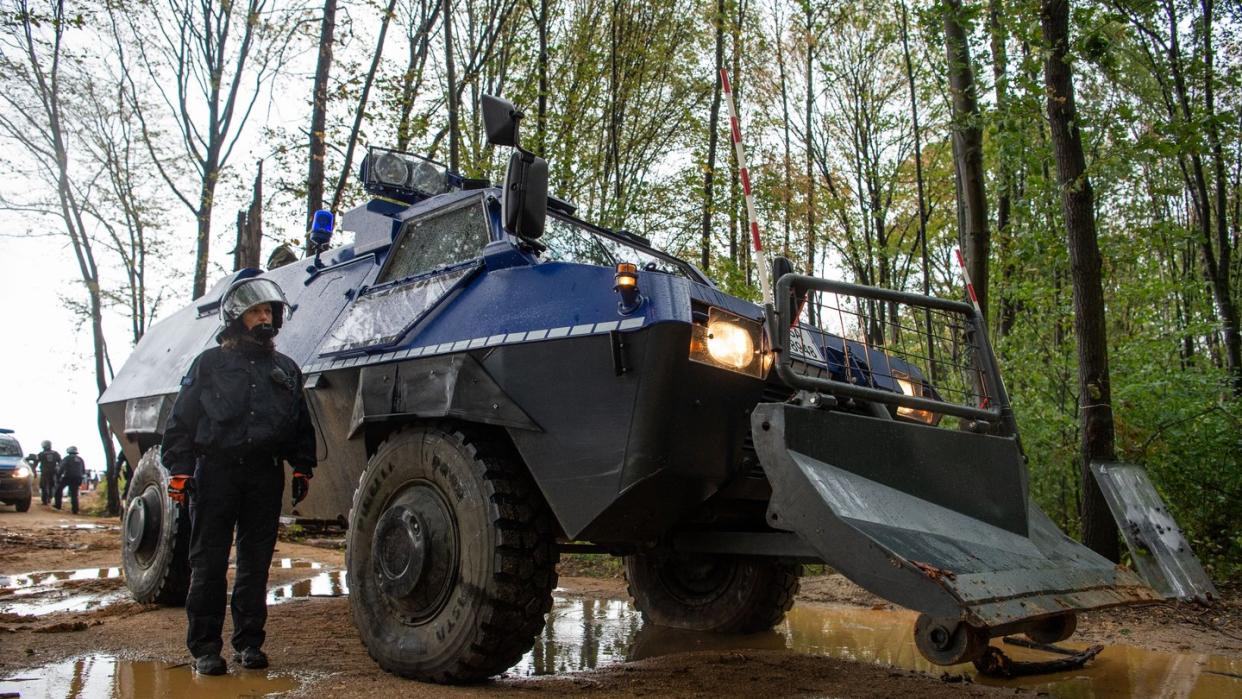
[102,96,1186,682]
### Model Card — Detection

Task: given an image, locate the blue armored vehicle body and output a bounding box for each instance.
[102,96,1166,682]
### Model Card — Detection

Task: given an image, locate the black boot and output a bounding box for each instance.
[233,647,269,669]
[193,653,227,675]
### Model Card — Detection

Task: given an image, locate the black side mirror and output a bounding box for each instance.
[504,151,548,239]
[482,94,521,148]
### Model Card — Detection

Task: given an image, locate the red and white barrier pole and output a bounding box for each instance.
[721,68,773,306]
[953,248,983,316]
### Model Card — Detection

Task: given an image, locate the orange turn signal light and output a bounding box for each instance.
[614,262,638,290]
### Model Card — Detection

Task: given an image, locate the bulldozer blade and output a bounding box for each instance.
[1091,461,1218,603]
[751,404,1160,633]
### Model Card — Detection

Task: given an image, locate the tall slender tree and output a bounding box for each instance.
[1042,0,1119,560]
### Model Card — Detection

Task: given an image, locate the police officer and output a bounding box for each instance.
[162,277,316,676]
[33,441,60,506]
[55,446,85,514]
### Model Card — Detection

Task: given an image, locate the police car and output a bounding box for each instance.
[0,429,33,512]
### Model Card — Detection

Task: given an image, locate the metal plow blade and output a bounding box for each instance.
[751,404,1160,638]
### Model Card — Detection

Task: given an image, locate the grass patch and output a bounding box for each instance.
[557,553,624,579]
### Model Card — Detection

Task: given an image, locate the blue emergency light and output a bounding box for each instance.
[310,209,334,248]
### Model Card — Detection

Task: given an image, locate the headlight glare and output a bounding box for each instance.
[894,371,940,425]
[13,465,31,479]
[690,307,768,378]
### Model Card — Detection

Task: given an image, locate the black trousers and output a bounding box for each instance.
[185,455,284,657]
[39,471,55,504]
[54,478,80,513]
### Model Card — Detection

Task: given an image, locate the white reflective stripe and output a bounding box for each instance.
[570,324,593,336]
[486,334,506,346]
[594,321,619,333]
[468,337,486,348]
[618,317,645,330]
[525,329,548,340]
[547,327,570,338]
[451,340,470,351]
[504,332,526,343]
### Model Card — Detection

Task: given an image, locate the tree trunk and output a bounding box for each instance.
[192,164,218,299]
[444,0,459,171]
[235,162,263,270]
[1041,0,1119,561]
[306,0,335,242]
[535,0,548,156]
[942,0,990,319]
[330,0,397,213]
[804,3,815,279]
[701,0,724,272]
[900,0,936,381]
[990,0,1017,337]
[1200,0,1242,395]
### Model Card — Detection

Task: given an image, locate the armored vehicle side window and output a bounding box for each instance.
[541,215,698,280]
[378,198,489,284]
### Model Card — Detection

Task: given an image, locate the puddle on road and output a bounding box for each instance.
[274,558,322,570]
[511,597,1242,698]
[0,655,298,698]
[266,570,348,604]
[0,568,126,616]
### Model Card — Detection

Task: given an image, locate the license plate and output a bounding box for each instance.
[789,326,824,362]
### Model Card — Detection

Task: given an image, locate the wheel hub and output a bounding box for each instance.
[124,486,163,566]
[371,482,458,624]
[373,505,428,598]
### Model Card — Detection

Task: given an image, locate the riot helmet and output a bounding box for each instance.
[66,446,78,455]
[41,440,51,450]
[220,278,289,331]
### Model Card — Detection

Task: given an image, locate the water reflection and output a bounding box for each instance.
[0,567,126,616]
[266,571,348,604]
[512,596,1242,698]
[0,655,298,699]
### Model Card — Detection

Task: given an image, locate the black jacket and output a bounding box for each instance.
[59,454,85,482]
[162,343,317,477]
[34,449,60,477]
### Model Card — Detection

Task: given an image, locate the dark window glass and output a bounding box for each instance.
[378,198,489,284]
[540,215,696,279]
[0,437,20,457]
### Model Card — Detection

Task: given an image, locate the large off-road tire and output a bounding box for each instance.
[121,448,191,605]
[624,553,801,633]
[14,496,31,512]
[347,425,559,683]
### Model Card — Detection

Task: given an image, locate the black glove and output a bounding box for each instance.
[291,472,311,506]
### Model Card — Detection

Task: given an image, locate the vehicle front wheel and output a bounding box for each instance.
[347,425,559,683]
[15,496,31,512]
[120,448,190,605]
[624,553,800,633]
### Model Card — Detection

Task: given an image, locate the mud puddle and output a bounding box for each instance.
[267,571,348,604]
[510,596,1242,697]
[0,568,126,616]
[0,655,299,698]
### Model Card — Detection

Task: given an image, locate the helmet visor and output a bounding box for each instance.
[222,278,289,324]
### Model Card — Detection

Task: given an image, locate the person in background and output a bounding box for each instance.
[162,277,316,677]
[33,440,60,506]
[55,446,85,514]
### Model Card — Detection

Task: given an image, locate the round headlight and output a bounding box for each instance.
[409,160,445,195]
[706,320,755,370]
[373,153,410,187]
[14,465,31,479]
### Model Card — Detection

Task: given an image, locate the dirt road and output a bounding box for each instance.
[2,496,1239,698]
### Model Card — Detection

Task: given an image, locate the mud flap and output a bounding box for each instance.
[751,404,1159,634]
[1091,461,1218,603]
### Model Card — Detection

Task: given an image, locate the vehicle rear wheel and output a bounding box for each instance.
[623,553,800,633]
[15,496,31,512]
[347,425,559,683]
[120,448,190,605]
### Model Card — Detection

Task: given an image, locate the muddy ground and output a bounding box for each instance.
[2,494,1240,697]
